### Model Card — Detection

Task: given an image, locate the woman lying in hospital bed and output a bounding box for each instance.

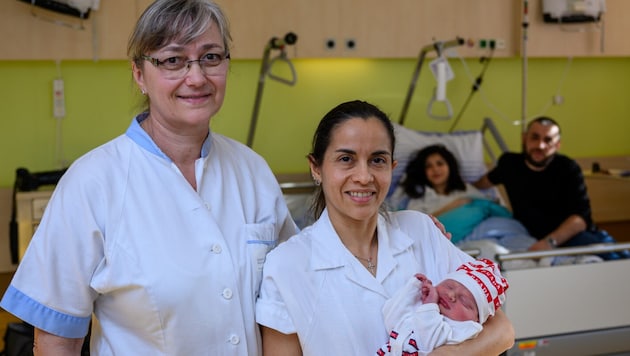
[388,145,536,261]
[387,144,604,267]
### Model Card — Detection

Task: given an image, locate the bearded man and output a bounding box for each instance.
[475,116,625,259]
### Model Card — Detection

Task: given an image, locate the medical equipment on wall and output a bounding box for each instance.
[247,32,298,148]
[398,37,464,126]
[17,0,99,30]
[398,37,498,132]
[542,0,605,23]
[9,167,66,264]
[18,0,99,18]
[542,0,607,53]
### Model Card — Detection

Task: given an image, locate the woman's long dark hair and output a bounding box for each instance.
[401,145,466,198]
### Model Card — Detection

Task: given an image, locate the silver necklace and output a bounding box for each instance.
[348,230,378,274]
[354,254,376,274]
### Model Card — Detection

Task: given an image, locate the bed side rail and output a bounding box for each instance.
[496,242,630,262]
[279,181,315,192]
[480,117,509,165]
[276,173,316,195]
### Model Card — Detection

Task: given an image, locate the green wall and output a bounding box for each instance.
[1,56,629,187]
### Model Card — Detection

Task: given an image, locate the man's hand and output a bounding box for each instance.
[528,238,553,251]
[430,215,452,240]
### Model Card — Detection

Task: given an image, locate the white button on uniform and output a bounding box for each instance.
[222,288,233,300]
[211,244,222,254]
[229,334,240,345]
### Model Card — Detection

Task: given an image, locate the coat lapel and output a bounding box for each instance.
[309,210,415,298]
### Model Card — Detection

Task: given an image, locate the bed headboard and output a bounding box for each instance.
[391,123,488,196]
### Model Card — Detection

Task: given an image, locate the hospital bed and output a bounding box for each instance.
[277,118,630,356]
[401,122,630,356]
[389,120,630,355]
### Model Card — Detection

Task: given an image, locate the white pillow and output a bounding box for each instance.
[391,123,487,196]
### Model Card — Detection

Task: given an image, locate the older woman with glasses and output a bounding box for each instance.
[0,0,297,354]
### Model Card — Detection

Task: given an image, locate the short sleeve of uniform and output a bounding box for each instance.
[1,158,106,337]
[256,246,298,334]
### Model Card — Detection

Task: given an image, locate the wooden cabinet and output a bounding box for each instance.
[216,0,304,59]
[522,0,630,57]
[226,0,520,59]
[6,0,629,60]
[393,0,519,58]
[1,0,519,60]
[0,0,139,60]
[576,156,630,224]
[135,0,304,59]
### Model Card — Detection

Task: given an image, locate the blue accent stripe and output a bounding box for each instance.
[125,112,213,160]
[247,240,277,246]
[1,285,91,338]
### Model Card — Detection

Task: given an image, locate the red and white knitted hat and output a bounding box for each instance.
[444,258,509,323]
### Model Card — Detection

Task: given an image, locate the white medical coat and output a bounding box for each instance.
[255,209,473,355]
[1,115,298,355]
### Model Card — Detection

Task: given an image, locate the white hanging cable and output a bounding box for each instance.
[92,10,99,61]
[455,52,574,128]
[454,50,518,127]
[54,60,67,169]
[530,56,573,119]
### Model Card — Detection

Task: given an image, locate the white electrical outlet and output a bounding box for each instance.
[53,79,66,118]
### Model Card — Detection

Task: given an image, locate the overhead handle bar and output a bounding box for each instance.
[426,88,454,121]
[247,32,298,148]
[267,51,297,86]
[398,37,464,126]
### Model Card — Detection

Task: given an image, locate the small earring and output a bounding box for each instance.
[314,179,321,186]
[141,89,146,95]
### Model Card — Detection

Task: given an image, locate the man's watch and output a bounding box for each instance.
[547,237,558,248]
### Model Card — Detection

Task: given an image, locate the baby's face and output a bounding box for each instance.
[435,279,479,322]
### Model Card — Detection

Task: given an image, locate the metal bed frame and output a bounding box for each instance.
[498,243,630,356]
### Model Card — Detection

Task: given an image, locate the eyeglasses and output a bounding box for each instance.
[142,52,230,79]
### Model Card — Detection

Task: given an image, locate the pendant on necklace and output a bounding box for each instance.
[354,254,376,274]
[366,258,375,273]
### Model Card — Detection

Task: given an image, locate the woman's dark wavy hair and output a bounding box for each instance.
[401,144,466,198]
